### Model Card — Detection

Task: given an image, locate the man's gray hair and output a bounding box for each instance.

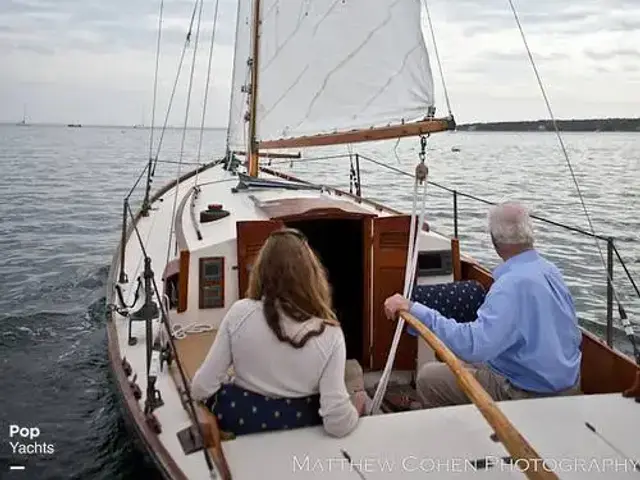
[488,201,534,247]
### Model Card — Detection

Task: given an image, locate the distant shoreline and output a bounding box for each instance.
[456,118,640,132]
[3,118,640,132]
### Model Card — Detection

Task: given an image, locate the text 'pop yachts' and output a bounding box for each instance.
[9,425,55,456]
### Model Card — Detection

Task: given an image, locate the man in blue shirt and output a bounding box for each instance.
[384,202,582,408]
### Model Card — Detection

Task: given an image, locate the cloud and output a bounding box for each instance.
[1,0,639,127]
[0,0,238,126]
[423,0,640,121]
[584,48,640,61]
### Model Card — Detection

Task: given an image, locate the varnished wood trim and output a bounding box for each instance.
[198,257,225,309]
[451,238,461,281]
[174,187,193,251]
[232,150,301,159]
[273,207,376,222]
[196,406,233,480]
[623,372,640,398]
[258,117,456,150]
[460,258,494,290]
[236,220,285,298]
[177,250,189,313]
[362,218,373,369]
[371,215,417,370]
[580,328,639,394]
[259,166,431,231]
[246,0,261,178]
[167,362,232,479]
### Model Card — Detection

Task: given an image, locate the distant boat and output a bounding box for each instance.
[16,104,29,126]
[67,123,82,128]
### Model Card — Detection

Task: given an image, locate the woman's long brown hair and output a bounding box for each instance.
[246,228,339,348]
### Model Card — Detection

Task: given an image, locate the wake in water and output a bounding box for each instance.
[0,266,161,480]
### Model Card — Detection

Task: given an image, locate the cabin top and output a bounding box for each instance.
[176,168,438,255]
[218,392,640,479]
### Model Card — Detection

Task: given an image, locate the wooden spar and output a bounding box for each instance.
[247,0,261,177]
[232,150,301,159]
[399,310,559,480]
[258,117,455,150]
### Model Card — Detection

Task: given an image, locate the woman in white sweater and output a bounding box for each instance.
[191,228,367,438]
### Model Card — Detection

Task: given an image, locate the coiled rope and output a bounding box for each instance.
[171,322,215,340]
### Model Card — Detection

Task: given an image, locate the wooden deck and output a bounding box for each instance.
[172,329,218,380]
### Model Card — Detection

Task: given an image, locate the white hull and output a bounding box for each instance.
[106,161,640,479]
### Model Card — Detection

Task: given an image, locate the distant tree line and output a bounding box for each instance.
[456,118,640,132]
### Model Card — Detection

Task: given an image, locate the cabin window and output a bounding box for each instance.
[199,257,225,309]
[416,250,452,277]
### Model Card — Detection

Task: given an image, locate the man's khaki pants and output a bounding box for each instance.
[416,362,581,408]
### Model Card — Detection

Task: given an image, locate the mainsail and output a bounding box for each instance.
[226,0,442,152]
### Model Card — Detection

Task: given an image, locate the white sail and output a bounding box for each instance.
[226,0,435,151]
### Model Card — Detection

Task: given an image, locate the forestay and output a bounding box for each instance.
[226,0,436,151]
[226,0,252,152]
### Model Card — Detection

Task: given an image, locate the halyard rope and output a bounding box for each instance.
[370,137,429,414]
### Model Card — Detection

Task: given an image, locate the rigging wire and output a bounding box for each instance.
[194,0,222,188]
[508,0,638,361]
[151,0,200,176]
[225,0,248,154]
[422,0,452,117]
[148,0,164,165]
[165,0,205,267]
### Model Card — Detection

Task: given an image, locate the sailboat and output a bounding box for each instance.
[16,104,29,126]
[106,0,640,478]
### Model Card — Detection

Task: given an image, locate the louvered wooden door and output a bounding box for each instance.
[236,220,284,298]
[371,215,417,370]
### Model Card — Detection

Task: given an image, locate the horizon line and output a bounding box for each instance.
[2,116,640,129]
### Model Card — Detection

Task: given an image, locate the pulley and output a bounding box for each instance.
[415,135,429,183]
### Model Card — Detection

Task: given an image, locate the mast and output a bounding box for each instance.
[247,0,261,177]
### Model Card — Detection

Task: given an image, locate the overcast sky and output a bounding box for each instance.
[1,0,639,126]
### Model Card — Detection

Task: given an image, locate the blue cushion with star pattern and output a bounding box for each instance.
[407,280,486,336]
[205,383,322,436]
